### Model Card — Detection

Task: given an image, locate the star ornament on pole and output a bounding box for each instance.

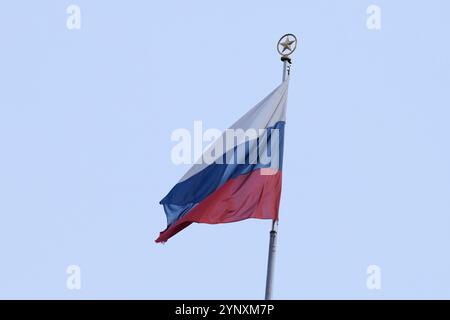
[277,34,298,62]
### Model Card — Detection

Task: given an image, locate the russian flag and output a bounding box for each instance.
[156,80,289,243]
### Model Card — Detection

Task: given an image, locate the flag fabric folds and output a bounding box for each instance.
[156,80,289,243]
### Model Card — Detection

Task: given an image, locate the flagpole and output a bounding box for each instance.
[264,34,296,300]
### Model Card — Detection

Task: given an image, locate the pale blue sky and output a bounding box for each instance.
[0,0,449,299]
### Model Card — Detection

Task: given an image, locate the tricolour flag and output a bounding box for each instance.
[156,80,289,243]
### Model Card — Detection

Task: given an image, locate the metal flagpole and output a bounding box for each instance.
[264,34,297,300]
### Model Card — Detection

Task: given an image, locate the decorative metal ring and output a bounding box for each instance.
[277,34,298,57]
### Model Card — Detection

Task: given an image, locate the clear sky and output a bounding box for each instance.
[0,0,449,299]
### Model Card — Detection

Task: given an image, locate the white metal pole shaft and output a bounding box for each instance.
[282,60,288,82]
[264,58,289,300]
[264,220,278,300]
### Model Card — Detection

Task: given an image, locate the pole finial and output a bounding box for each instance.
[277,33,298,62]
